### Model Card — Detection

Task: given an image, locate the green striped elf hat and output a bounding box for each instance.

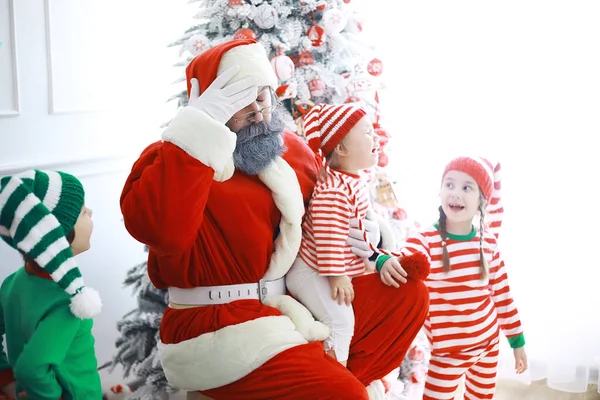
[0,169,102,319]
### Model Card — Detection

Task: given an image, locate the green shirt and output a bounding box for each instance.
[0,267,102,399]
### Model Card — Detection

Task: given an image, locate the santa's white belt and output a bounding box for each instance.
[167,277,286,305]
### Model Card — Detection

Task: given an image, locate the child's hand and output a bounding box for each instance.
[513,346,528,374]
[328,275,354,306]
[379,257,407,288]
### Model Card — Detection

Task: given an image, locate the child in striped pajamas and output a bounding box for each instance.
[286,103,403,369]
[378,156,528,399]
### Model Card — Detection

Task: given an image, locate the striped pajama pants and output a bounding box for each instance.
[423,339,500,399]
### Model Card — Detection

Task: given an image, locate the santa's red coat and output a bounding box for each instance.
[121,105,428,399]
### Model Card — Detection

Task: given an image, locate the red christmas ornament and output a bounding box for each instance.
[374,123,390,150]
[377,152,389,167]
[378,135,389,149]
[343,0,351,3]
[233,28,257,40]
[316,0,327,10]
[408,345,425,361]
[307,25,325,47]
[367,58,383,76]
[393,207,408,221]
[299,50,315,65]
[228,0,243,6]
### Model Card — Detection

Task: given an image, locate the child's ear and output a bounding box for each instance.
[334,142,349,157]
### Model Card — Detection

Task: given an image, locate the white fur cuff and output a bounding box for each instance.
[158,315,307,391]
[162,106,236,174]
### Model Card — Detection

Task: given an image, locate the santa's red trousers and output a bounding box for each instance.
[162,274,429,400]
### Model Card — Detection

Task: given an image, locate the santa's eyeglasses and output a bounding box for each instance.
[232,87,282,123]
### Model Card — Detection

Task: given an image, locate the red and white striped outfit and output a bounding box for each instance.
[288,167,372,362]
[401,224,524,399]
[298,167,371,277]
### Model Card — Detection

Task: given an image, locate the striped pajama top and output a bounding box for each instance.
[401,225,524,353]
[299,167,371,277]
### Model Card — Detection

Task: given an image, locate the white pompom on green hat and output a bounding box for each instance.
[0,169,102,319]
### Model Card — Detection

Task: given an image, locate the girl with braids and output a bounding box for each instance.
[378,156,527,400]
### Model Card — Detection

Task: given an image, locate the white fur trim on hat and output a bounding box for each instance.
[218,43,278,90]
[162,106,236,181]
[157,315,307,391]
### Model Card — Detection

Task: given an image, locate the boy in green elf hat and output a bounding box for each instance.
[0,170,102,399]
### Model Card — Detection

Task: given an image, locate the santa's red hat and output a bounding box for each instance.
[185,39,277,96]
[303,103,366,157]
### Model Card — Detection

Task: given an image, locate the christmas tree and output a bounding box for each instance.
[108,0,422,398]
[102,248,173,400]
[169,0,383,131]
[169,0,416,247]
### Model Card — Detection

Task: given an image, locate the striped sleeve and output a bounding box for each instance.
[310,188,353,276]
[401,230,432,262]
[489,246,524,345]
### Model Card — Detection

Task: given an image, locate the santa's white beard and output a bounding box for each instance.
[233,110,285,175]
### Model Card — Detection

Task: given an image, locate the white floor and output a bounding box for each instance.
[493,380,600,400]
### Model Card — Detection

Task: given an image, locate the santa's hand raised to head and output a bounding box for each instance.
[188,65,258,124]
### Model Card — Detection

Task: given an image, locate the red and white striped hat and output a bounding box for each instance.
[304,103,366,157]
[442,156,501,202]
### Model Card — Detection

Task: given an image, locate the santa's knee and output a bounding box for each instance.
[324,374,369,400]
[402,279,430,307]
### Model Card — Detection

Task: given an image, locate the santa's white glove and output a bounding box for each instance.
[347,209,381,259]
[187,65,258,124]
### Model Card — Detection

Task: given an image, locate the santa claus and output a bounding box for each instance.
[120,39,428,399]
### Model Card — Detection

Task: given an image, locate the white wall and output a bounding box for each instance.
[0,0,193,390]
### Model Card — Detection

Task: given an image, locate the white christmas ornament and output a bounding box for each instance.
[254,4,278,29]
[250,0,263,4]
[186,34,210,56]
[271,55,295,81]
[321,9,347,35]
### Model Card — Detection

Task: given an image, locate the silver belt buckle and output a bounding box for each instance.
[258,279,269,303]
